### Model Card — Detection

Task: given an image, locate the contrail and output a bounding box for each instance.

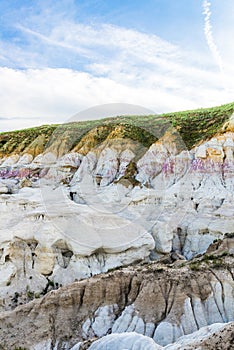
[202,0,223,71]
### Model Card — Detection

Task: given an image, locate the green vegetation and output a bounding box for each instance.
[58,122,159,156]
[189,262,201,271]
[189,251,231,271]
[0,124,58,157]
[225,232,234,238]
[0,101,233,156]
[26,285,34,300]
[163,101,234,149]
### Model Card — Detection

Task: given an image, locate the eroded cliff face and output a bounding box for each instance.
[0,105,234,349]
[0,242,233,349]
[85,323,234,350]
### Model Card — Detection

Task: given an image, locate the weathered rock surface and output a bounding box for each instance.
[88,332,162,350]
[80,322,234,350]
[0,109,234,349]
[0,129,234,306]
[0,249,233,349]
[164,322,234,349]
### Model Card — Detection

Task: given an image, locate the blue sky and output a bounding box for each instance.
[0,0,233,131]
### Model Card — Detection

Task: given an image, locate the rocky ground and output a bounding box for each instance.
[0,103,233,349]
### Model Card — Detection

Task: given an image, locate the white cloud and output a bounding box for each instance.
[17,25,91,57]
[0,17,233,131]
[0,64,232,132]
[202,0,223,71]
[10,22,180,71]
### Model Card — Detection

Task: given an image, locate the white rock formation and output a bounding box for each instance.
[0,131,234,309]
[88,332,162,350]
[84,323,232,350]
[164,323,231,349]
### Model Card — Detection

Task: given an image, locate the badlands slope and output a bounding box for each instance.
[0,102,234,349]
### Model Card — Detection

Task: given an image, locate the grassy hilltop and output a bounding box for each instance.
[0,102,233,157]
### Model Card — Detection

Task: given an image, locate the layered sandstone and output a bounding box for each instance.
[0,104,234,349]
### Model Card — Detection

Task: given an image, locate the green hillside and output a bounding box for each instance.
[0,102,233,157]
